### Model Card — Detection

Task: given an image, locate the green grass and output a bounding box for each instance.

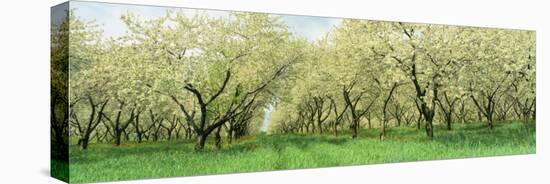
[51,159,69,182]
[68,121,535,183]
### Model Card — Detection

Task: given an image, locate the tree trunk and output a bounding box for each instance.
[445,113,452,130]
[115,131,122,146]
[380,121,386,140]
[487,114,494,129]
[80,136,90,150]
[424,112,434,138]
[349,109,359,139]
[124,130,130,142]
[381,108,388,140]
[425,122,433,137]
[136,132,143,143]
[380,82,399,140]
[334,123,338,137]
[417,96,435,138]
[135,112,143,143]
[196,134,208,150]
[187,127,192,139]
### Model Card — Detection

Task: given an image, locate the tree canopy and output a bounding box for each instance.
[61,9,535,150]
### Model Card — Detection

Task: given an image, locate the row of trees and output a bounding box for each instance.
[271,20,535,139]
[52,9,535,152]
[53,10,307,150]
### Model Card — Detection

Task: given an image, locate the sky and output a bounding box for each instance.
[51,2,69,27]
[70,1,342,42]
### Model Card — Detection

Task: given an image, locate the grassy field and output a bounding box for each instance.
[68,121,535,183]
